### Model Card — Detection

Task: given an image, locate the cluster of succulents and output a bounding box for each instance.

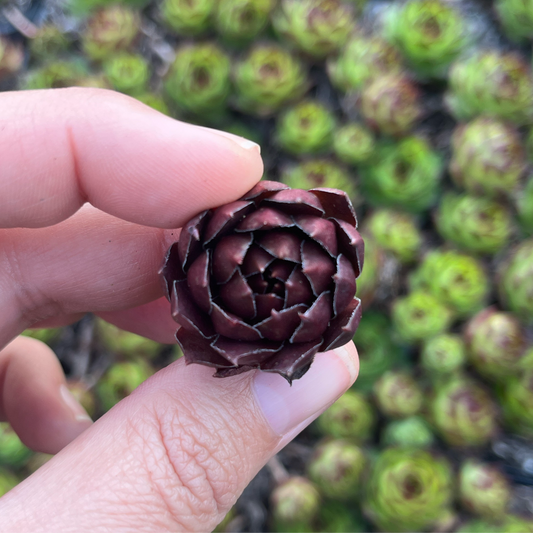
[5,0,533,530]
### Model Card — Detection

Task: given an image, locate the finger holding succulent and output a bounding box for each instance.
[373,370,424,418]
[103,52,150,96]
[421,333,467,377]
[333,122,376,165]
[159,0,216,35]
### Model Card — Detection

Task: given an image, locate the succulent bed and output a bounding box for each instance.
[4,0,533,531]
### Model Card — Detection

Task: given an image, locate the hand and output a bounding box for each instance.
[0,88,359,532]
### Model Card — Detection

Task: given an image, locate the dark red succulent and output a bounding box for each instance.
[160,180,364,382]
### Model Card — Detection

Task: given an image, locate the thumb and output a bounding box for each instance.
[0,343,358,533]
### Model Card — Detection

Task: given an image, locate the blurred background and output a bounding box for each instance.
[3,0,533,530]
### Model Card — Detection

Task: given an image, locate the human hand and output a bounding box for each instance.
[0,88,359,532]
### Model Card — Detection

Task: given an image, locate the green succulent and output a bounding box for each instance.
[495,0,533,41]
[499,370,533,436]
[360,137,442,212]
[103,52,149,95]
[280,159,357,202]
[446,51,533,124]
[96,360,153,412]
[436,192,514,255]
[366,208,422,263]
[373,370,424,418]
[359,74,422,136]
[430,376,497,447]
[215,0,274,44]
[410,249,490,318]
[332,122,376,165]
[465,307,531,381]
[165,43,231,117]
[0,469,20,497]
[315,501,368,533]
[135,93,170,115]
[81,6,139,62]
[353,235,384,309]
[392,291,453,344]
[0,423,32,468]
[327,33,404,92]
[498,239,533,320]
[421,333,467,376]
[270,477,320,533]
[308,440,366,501]
[381,416,435,449]
[21,327,62,346]
[23,60,89,90]
[232,43,308,116]
[29,25,70,62]
[317,390,376,443]
[384,0,468,78]
[516,174,533,235]
[272,0,354,58]
[458,460,511,520]
[160,0,216,35]
[450,117,526,198]
[364,448,453,533]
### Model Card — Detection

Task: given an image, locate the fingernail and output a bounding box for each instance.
[253,346,356,438]
[60,385,92,423]
[200,126,261,153]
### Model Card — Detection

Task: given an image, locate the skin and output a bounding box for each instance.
[0,88,359,532]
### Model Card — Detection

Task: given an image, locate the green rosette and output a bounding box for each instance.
[272,0,354,58]
[465,307,532,381]
[29,25,70,62]
[495,0,533,42]
[381,416,435,449]
[359,74,422,136]
[430,376,498,447]
[446,51,533,124]
[165,43,231,117]
[275,100,336,155]
[392,291,453,344]
[410,249,489,318]
[317,390,376,443]
[499,370,533,437]
[436,192,514,255]
[316,501,368,533]
[160,0,216,35]
[333,122,376,165]
[450,117,526,198]
[364,448,453,533]
[366,208,422,263]
[384,0,468,78]
[421,334,467,376]
[81,6,139,62]
[103,52,149,95]
[308,440,367,501]
[458,460,511,520]
[373,371,423,418]
[327,33,403,92]
[232,43,308,116]
[516,174,533,235]
[498,239,533,320]
[361,137,442,212]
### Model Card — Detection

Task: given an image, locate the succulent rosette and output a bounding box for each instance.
[160,181,363,381]
[381,415,435,448]
[215,0,274,44]
[308,439,367,500]
[160,0,216,35]
[410,249,489,318]
[29,25,70,62]
[317,389,376,442]
[446,51,533,124]
[327,33,404,92]
[392,291,453,344]
[272,0,354,58]
[360,136,442,212]
[384,0,468,78]
[232,43,308,116]
[429,376,498,447]
[275,100,336,155]
[103,52,149,96]
[164,43,231,117]
[316,501,367,533]
[465,307,531,381]
[516,174,533,235]
[373,370,424,418]
[364,448,453,532]
[499,370,533,436]
[81,6,139,62]
[436,192,514,255]
[495,0,533,42]
[498,239,533,320]
[333,122,376,165]
[359,74,423,136]
[458,460,511,520]
[366,208,422,263]
[421,333,467,376]
[450,117,527,198]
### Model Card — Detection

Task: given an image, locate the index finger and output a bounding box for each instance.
[0,88,263,229]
